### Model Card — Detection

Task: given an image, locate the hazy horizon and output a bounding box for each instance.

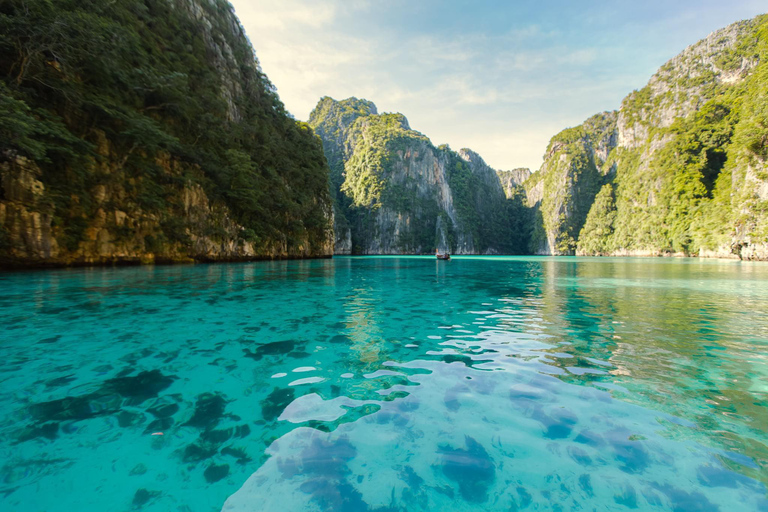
[229,0,766,172]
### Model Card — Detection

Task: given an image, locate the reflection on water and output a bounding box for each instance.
[0,257,767,511]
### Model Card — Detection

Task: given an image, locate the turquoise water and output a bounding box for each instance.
[1,256,767,511]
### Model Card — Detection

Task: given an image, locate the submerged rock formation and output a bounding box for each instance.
[0,0,333,267]
[309,97,528,255]
[528,14,768,259]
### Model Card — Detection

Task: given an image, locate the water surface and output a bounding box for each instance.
[1,256,767,511]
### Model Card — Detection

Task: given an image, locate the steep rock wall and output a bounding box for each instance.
[309,97,525,255]
[525,112,618,255]
[528,14,768,260]
[497,168,532,199]
[0,0,333,267]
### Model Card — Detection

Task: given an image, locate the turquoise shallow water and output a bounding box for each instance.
[1,256,767,511]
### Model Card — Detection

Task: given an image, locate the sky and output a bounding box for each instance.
[228,0,766,171]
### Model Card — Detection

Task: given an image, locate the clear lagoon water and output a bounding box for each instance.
[1,256,767,512]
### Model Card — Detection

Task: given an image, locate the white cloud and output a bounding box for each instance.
[228,0,613,170]
[231,0,338,30]
[227,0,767,171]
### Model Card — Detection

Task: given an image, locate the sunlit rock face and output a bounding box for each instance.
[524,111,618,256]
[309,97,525,255]
[0,0,333,267]
[526,15,768,260]
[497,168,532,198]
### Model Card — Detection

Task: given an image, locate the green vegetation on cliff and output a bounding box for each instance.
[309,97,529,254]
[444,148,530,254]
[576,184,616,255]
[0,0,332,264]
[609,100,738,253]
[308,96,376,195]
[591,17,767,257]
[526,14,768,260]
[343,114,428,209]
[527,111,617,255]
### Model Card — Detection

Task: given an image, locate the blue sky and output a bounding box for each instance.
[229,0,766,171]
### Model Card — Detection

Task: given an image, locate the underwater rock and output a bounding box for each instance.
[531,406,578,439]
[373,409,406,427]
[438,436,495,502]
[184,393,228,430]
[116,411,146,428]
[204,463,230,483]
[200,428,234,444]
[147,402,179,418]
[652,483,720,511]
[221,446,252,464]
[444,384,470,412]
[614,484,638,508]
[262,387,295,422]
[129,463,147,476]
[131,488,160,508]
[578,474,594,497]
[299,436,357,477]
[44,374,76,389]
[243,340,296,361]
[144,417,173,434]
[271,434,394,512]
[30,370,176,424]
[277,436,357,480]
[29,393,119,422]
[15,422,59,443]
[573,430,605,447]
[509,384,547,402]
[516,486,532,508]
[299,479,389,512]
[399,466,424,490]
[182,442,218,463]
[607,431,650,474]
[567,446,592,466]
[199,425,249,444]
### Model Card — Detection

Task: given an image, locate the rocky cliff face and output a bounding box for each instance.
[529,14,768,260]
[0,0,333,267]
[617,19,760,150]
[496,168,531,198]
[524,111,618,255]
[308,98,526,254]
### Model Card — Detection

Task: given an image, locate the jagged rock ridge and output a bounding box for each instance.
[526,14,768,260]
[309,97,528,255]
[496,168,531,199]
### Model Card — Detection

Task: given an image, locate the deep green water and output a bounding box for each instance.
[1,256,767,511]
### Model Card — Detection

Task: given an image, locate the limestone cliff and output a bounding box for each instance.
[496,168,531,199]
[524,112,618,255]
[529,14,768,260]
[308,97,527,255]
[0,0,333,267]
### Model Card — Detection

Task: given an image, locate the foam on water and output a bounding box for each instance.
[1,257,767,511]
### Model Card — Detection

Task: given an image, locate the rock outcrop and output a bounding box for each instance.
[0,0,333,267]
[527,14,768,260]
[309,97,527,255]
[496,168,532,198]
[524,111,618,255]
